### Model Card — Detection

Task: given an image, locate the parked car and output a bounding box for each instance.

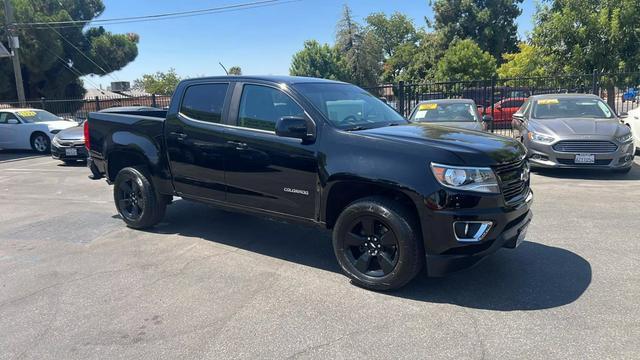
[622,88,638,102]
[86,76,532,291]
[409,99,490,131]
[0,108,76,153]
[482,97,527,125]
[623,107,640,153]
[512,94,635,173]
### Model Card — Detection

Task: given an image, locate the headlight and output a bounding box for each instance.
[528,132,555,144]
[51,135,60,146]
[431,163,500,194]
[616,133,633,143]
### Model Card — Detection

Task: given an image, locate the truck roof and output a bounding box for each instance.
[181,75,347,85]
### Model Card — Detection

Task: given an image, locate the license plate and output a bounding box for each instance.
[65,148,78,156]
[515,225,529,248]
[574,154,595,164]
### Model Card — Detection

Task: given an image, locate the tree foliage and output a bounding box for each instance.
[430,0,523,61]
[532,0,640,74]
[0,0,139,100]
[133,68,181,95]
[365,12,417,58]
[335,5,382,88]
[289,40,346,80]
[228,66,242,75]
[435,39,497,81]
[497,43,549,79]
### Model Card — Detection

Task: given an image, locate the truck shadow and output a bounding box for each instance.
[151,199,591,311]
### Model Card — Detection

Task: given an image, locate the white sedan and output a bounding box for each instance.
[626,107,640,153]
[0,108,77,154]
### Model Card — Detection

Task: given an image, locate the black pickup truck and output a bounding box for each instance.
[86,76,532,290]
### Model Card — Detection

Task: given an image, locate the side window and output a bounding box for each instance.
[238,85,304,131]
[512,99,524,108]
[180,83,229,123]
[0,112,17,124]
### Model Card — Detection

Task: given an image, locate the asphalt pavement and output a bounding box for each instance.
[0,151,639,359]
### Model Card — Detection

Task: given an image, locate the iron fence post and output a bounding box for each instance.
[592,69,598,95]
[95,96,100,111]
[40,97,45,110]
[151,94,157,108]
[490,77,496,132]
[398,81,405,116]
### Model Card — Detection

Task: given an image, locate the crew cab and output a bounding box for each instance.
[86,76,533,290]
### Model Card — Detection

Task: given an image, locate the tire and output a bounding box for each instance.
[113,167,166,229]
[332,196,424,291]
[30,133,50,154]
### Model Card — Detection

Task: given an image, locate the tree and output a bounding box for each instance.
[289,40,346,80]
[133,68,181,95]
[435,39,497,81]
[497,43,549,79]
[0,0,139,100]
[365,12,417,58]
[228,66,242,75]
[430,0,523,61]
[335,5,382,88]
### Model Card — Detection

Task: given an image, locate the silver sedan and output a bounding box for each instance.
[512,94,635,173]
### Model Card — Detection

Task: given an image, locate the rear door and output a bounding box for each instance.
[223,83,319,219]
[164,82,232,201]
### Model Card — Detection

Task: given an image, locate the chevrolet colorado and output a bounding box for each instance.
[86,76,533,290]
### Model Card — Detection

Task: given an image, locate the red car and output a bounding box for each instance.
[482,97,527,124]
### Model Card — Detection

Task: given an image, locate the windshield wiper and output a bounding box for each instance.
[343,125,369,131]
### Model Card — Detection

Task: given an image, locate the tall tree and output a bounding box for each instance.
[289,40,346,80]
[497,43,549,79]
[435,39,497,81]
[0,0,139,100]
[335,5,381,88]
[430,0,523,61]
[365,12,417,58]
[228,66,242,75]
[133,68,181,95]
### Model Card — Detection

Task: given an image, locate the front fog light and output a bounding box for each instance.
[453,221,493,242]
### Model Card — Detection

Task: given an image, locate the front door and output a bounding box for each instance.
[224,83,318,219]
[164,82,231,201]
[0,112,19,148]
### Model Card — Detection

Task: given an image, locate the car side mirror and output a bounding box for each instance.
[7,119,19,124]
[276,116,314,142]
[619,112,629,119]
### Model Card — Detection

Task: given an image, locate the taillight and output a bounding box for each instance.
[84,120,90,150]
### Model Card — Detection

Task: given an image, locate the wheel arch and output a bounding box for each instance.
[106,150,150,182]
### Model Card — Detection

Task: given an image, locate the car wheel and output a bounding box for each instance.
[113,167,166,229]
[30,133,50,154]
[332,196,424,291]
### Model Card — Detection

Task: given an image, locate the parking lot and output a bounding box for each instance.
[0,152,639,360]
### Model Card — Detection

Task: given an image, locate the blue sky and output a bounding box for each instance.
[83,0,537,89]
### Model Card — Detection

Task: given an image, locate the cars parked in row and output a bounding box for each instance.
[512,94,635,173]
[482,97,526,126]
[0,109,76,153]
[409,99,490,131]
[86,76,532,291]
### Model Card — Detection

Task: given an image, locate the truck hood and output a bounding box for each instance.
[358,123,525,165]
[530,118,625,137]
[56,125,84,140]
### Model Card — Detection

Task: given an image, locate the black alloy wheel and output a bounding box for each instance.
[117,177,145,221]
[113,167,166,229]
[343,216,399,277]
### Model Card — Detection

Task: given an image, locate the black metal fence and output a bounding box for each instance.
[365,71,640,137]
[0,94,172,122]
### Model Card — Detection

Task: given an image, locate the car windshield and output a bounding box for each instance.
[532,98,615,119]
[293,83,406,130]
[16,110,62,123]
[411,102,478,123]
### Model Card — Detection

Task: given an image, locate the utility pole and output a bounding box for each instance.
[3,0,26,105]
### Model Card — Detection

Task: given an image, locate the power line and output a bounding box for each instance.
[14,0,299,29]
[40,46,103,90]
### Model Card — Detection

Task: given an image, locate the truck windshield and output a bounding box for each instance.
[293,83,406,130]
[411,102,479,123]
[532,98,615,119]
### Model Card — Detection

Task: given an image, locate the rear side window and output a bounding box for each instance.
[180,83,229,123]
[0,112,18,124]
[238,84,304,131]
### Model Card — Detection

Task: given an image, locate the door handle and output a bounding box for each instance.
[170,131,188,141]
[226,140,248,150]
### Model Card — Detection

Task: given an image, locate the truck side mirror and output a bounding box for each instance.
[276,116,315,142]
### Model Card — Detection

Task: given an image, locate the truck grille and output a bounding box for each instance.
[493,159,530,205]
[552,140,618,153]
